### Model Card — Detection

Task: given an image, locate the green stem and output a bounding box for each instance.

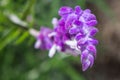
[6,13,39,37]
[21,0,36,20]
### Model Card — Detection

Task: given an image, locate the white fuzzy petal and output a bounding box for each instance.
[65,40,81,55]
[9,14,28,27]
[65,40,77,49]
[48,45,56,58]
[52,17,58,27]
[48,32,56,37]
[34,40,41,49]
[29,29,39,38]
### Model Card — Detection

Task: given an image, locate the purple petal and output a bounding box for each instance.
[87,45,96,57]
[65,13,77,29]
[84,9,91,13]
[57,19,66,33]
[87,14,96,21]
[89,27,98,36]
[77,38,87,46]
[75,32,84,41]
[73,20,83,28]
[75,6,82,15]
[88,54,94,68]
[69,26,80,34]
[44,38,53,50]
[88,39,98,45]
[81,50,89,61]
[81,50,94,71]
[86,20,98,26]
[35,27,54,50]
[58,18,65,27]
[62,34,70,41]
[82,60,90,71]
[58,6,73,16]
[82,12,96,22]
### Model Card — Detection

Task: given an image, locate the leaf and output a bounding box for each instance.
[0,28,21,51]
[15,31,29,45]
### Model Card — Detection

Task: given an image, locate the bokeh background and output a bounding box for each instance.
[0,0,120,80]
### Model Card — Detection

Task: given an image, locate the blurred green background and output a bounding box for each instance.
[1,0,120,80]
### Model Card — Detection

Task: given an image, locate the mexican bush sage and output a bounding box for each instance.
[34,6,98,71]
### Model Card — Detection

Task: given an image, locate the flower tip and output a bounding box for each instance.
[82,60,90,71]
[48,45,56,58]
[34,40,41,49]
[84,9,91,13]
[86,20,98,26]
[58,6,73,16]
[52,17,58,27]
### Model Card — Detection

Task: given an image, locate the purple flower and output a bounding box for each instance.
[57,6,98,71]
[34,27,54,50]
[34,6,98,71]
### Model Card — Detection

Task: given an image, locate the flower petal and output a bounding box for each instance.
[48,45,56,58]
[86,20,98,26]
[34,40,41,49]
[59,6,73,16]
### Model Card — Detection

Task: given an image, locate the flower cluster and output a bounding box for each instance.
[34,6,98,71]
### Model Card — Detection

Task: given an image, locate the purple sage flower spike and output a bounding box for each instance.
[34,6,98,71]
[57,6,98,71]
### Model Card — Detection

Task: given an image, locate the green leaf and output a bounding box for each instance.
[15,31,29,45]
[0,28,21,50]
